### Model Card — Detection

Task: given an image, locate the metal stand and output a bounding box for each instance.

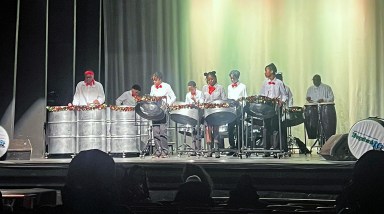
[175,123,201,157]
[310,104,326,153]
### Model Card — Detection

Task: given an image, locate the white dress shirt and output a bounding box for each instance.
[185,89,204,104]
[116,90,137,106]
[259,78,287,102]
[201,84,226,103]
[284,84,293,107]
[72,81,105,105]
[227,82,247,100]
[306,83,334,103]
[150,82,176,105]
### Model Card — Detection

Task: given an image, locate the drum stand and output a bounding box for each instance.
[310,106,326,153]
[175,122,202,157]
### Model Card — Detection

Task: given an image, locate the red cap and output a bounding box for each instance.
[84,70,94,76]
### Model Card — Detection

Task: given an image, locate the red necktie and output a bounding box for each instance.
[208,85,216,95]
[191,92,196,96]
[231,83,238,88]
[85,79,95,86]
[268,81,275,85]
[156,84,162,89]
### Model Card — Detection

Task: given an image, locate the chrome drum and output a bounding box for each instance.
[77,108,107,152]
[170,102,201,126]
[47,108,76,154]
[203,100,237,126]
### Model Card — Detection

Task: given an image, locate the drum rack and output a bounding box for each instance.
[309,105,327,153]
[240,106,288,159]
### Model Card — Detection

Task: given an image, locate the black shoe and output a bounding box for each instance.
[232,153,238,157]
[190,152,197,156]
[215,152,220,158]
[206,152,213,157]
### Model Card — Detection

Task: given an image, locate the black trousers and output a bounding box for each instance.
[263,114,288,152]
[228,117,243,149]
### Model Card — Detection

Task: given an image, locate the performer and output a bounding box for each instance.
[116,84,141,106]
[306,74,336,141]
[150,72,176,158]
[185,81,204,154]
[227,70,247,156]
[70,70,105,106]
[276,73,293,107]
[185,81,204,104]
[202,71,226,158]
[306,74,334,103]
[259,63,288,157]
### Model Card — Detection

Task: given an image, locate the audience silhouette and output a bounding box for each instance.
[120,165,151,205]
[174,174,214,206]
[336,150,384,214]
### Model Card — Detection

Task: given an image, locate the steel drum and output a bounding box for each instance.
[284,106,305,127]
[77,107,107,152]
[47,107,76,154]
[169,102,201,126]
[109,106,142,153]
[203,100,237,126]
[244,96,277,119]
[135,100,165,121]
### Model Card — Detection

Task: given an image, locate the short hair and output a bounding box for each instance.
[152,72,163,80]
[187,81,196,87]
[265,63,277,74]
[229,70,240,79]
[131,84,141,91]
[312,74,321,81]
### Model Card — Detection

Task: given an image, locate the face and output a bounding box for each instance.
[264,68,274,79]
[230,74,238,84]
[188,86,196,93]
[132,89,140,97]
[313,77,321,87]
[84,74,94,84]
[152,76,162,86]
[206,75,217,86]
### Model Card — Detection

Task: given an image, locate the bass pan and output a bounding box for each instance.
[348,117,384,159]
[203,100,237,126]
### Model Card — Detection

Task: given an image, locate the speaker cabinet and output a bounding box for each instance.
[6,139,32,160]
[320,134,356,161]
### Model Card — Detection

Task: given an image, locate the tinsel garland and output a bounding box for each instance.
[138,95,166,102]
[168,104,197,111]
[46,104,107,112]
[199,103,230,109]
[245,95,277,104]
[110,105,135,112]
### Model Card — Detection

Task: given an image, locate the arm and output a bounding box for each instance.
[325,85,335,102]
[72,83,81,105]
[116,91,128,105]
[279,83,288,103]
[96,83,105,104]
[167,85,177,105]
[220,86,227,100]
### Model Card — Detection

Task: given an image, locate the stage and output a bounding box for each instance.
[0,151,355,202]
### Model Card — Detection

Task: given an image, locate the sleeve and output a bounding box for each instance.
[167,85,177,105]
[280,83,288,102]
[198,91,205,103]
[72,83,81,105]
[306,87,311,100]
[185,93,189,103]
[243,85,248,98]
[150,85,154,96]
[116,92,127,105]
[326,85,335,102]
[97,83,106,104]
[288,88,293,107]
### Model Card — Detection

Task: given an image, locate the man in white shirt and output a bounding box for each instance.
[259,63,288,156]
[116,84,141,106]
[70,70,105,106]
[227,70,247,156]
[150,72,176,158]
[306,74,334,103]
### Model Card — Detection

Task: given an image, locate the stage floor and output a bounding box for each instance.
[0,151,355,200]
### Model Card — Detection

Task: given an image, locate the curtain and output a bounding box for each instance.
[103,0,384,137]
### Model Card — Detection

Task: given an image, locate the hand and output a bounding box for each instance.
[278,99,284,107]
[93,100,100,104]
[317,99,324,103]
[68,103,73,107]
[191,96,197,103]
[306,97,312,102]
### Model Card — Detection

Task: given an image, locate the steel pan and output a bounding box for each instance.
[169,102,201,126]
[109,106,142,153]
[47,108,76,154]
[244,96,277,119]
[203,100,237,126]
[77,108,107,152]
[284,106,304,127]
[135,100,165,121]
